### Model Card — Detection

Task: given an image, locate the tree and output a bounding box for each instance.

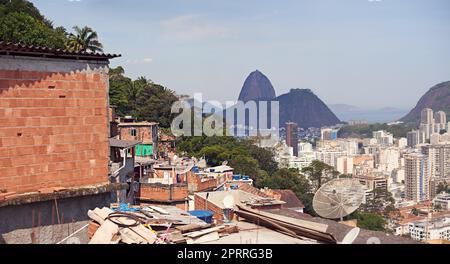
[356,212,386,232]
[0,12,66,48]
[258,168,315,215]
[134,81,178,128]
[301,160,339,191]
[108,67,179,127]
[437,182,450,194]
[66,26,103,53]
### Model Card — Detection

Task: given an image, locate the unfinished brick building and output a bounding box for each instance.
[0,42,121,244]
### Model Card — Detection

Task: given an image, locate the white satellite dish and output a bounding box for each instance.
[197,159,207,169]
[223,194,235,209]
[222,160,228,166]
[340,227,360,244]
[174,159,195,174]
[313,179,365,220]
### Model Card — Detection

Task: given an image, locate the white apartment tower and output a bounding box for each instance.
[422,144,450,180]
[434,111,447,133]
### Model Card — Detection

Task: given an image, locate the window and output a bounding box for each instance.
[130,128,137,137]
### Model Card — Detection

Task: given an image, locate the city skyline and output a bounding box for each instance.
[33,0,450,109]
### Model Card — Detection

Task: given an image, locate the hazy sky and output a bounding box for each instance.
[34,0,450,109]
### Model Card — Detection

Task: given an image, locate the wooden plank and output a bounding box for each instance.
[109,216,157,244]
[186,232,220,244]
[185,226,225,238]
[89,220,119,244]
[95,207,114,220]
[219,225,239,235]
[176,224,211,233]
[119,228,147,244]
[87,210,105,225]
[149,206,170,215]
[237,205,328,232]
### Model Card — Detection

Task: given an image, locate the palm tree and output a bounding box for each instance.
[66,26,103,53]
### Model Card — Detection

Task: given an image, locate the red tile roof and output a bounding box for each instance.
[272,189,305,209]
[0,42,121,60]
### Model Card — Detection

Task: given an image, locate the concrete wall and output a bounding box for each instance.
[0,55,110,194]
[111,156,135,204]
[0,192,111,244]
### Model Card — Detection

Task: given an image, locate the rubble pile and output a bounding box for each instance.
[87,204,239,244]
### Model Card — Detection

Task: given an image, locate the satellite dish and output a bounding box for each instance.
[223,194,235,209]
[175,159,195,174]
[222,160,228,166]
[340,227,360,244]
[313,179,365,220]
[197,159,207,169]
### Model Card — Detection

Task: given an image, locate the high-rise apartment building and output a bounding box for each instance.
[421,108,434,124]
[405,153,430,202]
[321,128,338,141]
[286,122,299,157]
[407,130,420,147]
[422,144,450,180]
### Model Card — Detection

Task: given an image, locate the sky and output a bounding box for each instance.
[33,0,450,109]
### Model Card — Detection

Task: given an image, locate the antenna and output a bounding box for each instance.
[313,178,365,220]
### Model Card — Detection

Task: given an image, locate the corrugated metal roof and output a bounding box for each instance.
[118,121,159,127]
[109,138,141,149]
[0,41,121,60]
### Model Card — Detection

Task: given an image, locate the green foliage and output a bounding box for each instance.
[177,136,278,185]
[66,26,103,52]
[0,12,66,48]
[339,123,412,138]
[301,160,339,191]
[355,212,386,232]
[109,67,179,128]
[258,168,315,215]
[437,182,450,194]
[0,0,49,25]
[0,0,104,52]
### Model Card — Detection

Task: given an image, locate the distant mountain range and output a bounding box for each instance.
[328,104,409,124]
[400,81,450,125]
[237,71,341,128]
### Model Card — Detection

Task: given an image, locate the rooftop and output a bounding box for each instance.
[109,138,141,149]
[0,41,121,61]
[118,121,159,127]
[195,190,285,209]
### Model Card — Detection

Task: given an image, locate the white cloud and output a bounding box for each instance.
[68,0,82,2]
[143,58,153,63]
[126,58,153,64]
[160,14,231,41]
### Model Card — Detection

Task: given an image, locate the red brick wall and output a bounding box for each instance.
[120,126,153,144]
[194,194,225,221]
[139,183,188,202]
[187,171,215,192]
[0,69,109,194]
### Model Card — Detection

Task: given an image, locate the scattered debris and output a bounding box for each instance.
[87,204,237,244]
[235,204,337,244]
